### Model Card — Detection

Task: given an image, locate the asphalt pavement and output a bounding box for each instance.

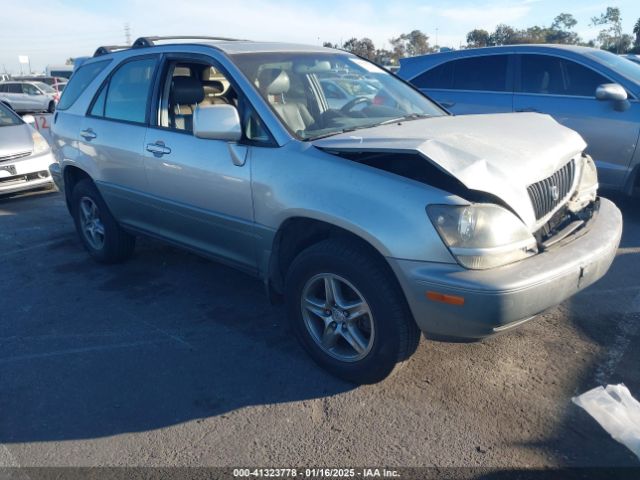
[1,189,639,471]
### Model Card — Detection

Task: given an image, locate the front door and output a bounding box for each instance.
[514,53,640,189]
[142,59,256,272]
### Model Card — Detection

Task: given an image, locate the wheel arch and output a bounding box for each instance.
[266,216,399,301]
[62,165,93,213]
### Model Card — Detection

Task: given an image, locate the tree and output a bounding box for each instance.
[591,7,624,53]
[322,41,338,49]
[552,13,577,31]
[633,17,640,49]
[389,30,432,60]
[341,37,376,60]
[466,29,490,48]
[548,13,580,44]
[489,24,517,46]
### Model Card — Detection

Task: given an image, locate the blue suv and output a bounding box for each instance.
[399,45,640,194]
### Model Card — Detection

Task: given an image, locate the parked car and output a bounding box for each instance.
[50,37,622,384]
[0,102,55,195]
[0,81,57,113]
[46,64,73,80]
[13,75,67,97]
[399,45,640,195]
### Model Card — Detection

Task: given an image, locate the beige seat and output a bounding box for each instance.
[169,76,205,131]
[258,69,314,133]
[201,80,228,106]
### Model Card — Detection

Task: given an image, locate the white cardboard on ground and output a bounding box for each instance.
[573,384,640,460]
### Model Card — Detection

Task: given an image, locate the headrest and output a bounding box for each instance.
[202,80,224,95]
[171,76,204,104]
[258,69,290,96]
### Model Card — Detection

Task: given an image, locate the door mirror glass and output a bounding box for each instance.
[193,104,242,141]
[595,83,627,102]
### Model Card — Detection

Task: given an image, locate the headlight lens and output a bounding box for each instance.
[428,204,538,270]
[31,130,50,154]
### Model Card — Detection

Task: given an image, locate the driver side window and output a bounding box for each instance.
[159,61,237,133]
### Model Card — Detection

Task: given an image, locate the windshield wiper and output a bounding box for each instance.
[379,113,431,125]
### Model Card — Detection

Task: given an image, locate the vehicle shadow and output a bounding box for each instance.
[0,195,354,444]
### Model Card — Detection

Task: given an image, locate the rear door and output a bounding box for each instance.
[80,54,160,229]
[410,54,514,114]
[514,53,640,189]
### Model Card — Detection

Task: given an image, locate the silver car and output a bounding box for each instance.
[50,37,622,383]
[398,45,640,195]
[0,81,57,113]
[0,102,55,195]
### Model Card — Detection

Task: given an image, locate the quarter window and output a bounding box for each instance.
[57,59,110,110]
[413,55,509,92]
[520,55,609,97]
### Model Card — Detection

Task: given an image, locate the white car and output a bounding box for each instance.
[0,81,57,113]
[0,102,55,195]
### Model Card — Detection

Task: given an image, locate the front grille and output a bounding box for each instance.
[527,160,576,220]
[0,150,31,163]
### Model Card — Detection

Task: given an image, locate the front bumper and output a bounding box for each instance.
[388,198,623,340]
[0,151,55,195]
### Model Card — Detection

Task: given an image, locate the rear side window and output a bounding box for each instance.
[520,55,609,97]
[413,55,509,92]
[8,84,22,93]
[92,57,156,124]
[57,60,110,110]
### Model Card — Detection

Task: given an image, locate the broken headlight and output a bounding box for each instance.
[428,204,538,270]
[568,155,598,212]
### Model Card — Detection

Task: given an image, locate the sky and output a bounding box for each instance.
[0,0,639,74]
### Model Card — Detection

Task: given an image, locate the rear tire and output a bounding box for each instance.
[71,179,135,264]
[47,101,55,113]
[285,238,420,384]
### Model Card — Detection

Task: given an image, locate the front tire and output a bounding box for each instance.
[47,101,55,113]
[71,179,135,264]
[285,238,420,384]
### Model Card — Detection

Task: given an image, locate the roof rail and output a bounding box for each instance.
[93,45,131,57]
[131,36,246,48]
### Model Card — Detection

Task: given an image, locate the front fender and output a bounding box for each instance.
[251,142,460,264]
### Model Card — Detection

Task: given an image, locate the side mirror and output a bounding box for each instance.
[595,83,627,102]
[193,104,242,142]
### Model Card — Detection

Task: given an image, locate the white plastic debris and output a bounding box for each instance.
[572,384,640,460]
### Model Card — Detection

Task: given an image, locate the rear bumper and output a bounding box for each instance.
[0,151,55,195]
[388,198,623,340]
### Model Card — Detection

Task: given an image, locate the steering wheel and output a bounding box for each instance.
[340,96,372,114]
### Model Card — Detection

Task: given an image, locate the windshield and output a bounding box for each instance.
[34,82,55,93]
[588,50,640,85]
[231,52,444,140]
[0,102,23,127]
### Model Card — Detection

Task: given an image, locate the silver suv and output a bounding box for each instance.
[50,36,623,384]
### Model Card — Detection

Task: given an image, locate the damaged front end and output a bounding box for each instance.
[532,154,599,251]
[321,148,600,270]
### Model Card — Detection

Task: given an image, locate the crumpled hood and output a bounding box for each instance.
[312,112,587,228]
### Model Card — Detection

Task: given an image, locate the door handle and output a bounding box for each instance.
[80,128,97,141]
[515,107,540,113]
[146,141,172,156]
[440,101,456,108]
